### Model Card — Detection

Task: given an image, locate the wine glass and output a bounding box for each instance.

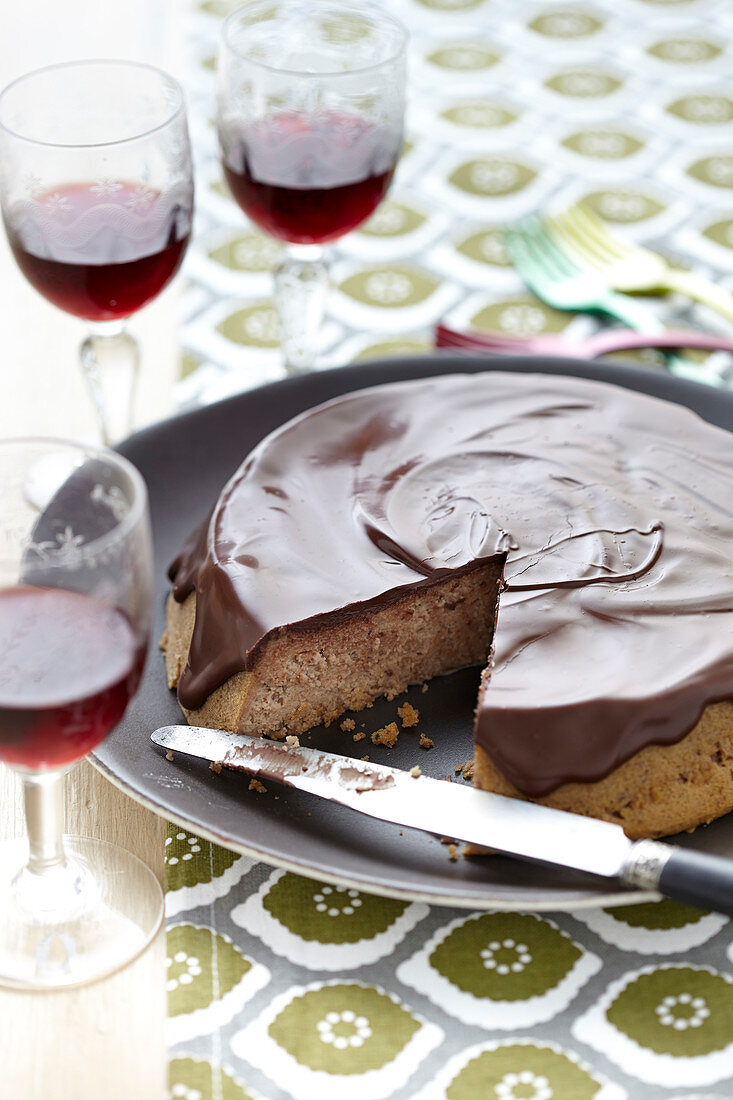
[218,1,407,373]
[0,438,160,989]
[0,61,194,446]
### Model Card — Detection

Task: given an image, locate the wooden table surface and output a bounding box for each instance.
[1,3,187,1095]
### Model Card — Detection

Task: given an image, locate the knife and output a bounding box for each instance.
[151,725,733,916]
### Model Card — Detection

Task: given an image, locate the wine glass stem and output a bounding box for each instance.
[274,245,329,374]
[23,769,67,874]
[80,324,140,446]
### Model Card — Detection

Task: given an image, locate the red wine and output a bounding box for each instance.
[0,586,144,769]
[5,181,190,321]
[223,113,400,244]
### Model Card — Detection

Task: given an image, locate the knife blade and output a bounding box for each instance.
[151,724,733,916]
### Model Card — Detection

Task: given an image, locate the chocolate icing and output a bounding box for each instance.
[222,738,397,793]
[169,372,733,796]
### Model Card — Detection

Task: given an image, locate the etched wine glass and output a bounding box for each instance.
[0,61,194,445]
[0,438,160,989]
[218,0,407,373]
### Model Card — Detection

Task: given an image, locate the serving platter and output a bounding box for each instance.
[93,354,733,909]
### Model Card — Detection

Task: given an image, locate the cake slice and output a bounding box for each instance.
[163,558,504,738]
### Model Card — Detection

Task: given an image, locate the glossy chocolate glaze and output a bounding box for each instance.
[169,372,733,796]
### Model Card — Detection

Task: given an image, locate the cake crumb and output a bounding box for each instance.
[419,733,434,750]
[371,722,400,748]
[165,750,174,762]
[421,682,428,693]
[410,765,421,778]
[285,734,300,747]
[361,755,370,761]
[448,843,459,862]
[209,760,222,774]
[353,731,366,742]
[340,718,356,731]
[440,836,456,845]
[462,759,475,781]
[397,702,419,728]
[248,779,267,794]
[455,764,462,773]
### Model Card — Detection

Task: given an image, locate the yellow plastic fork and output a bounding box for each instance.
[505,216,720,382]
[549,204,733,326]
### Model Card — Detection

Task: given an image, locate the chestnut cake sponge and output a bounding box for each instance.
[163,372,733,839]
[164,562,503,742]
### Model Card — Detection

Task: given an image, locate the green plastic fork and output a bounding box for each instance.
[504,217,707,380]
[549,204,733,326]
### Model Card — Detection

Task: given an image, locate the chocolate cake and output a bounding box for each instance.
[163,372,733,838]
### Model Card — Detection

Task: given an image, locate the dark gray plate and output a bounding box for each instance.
[93,355,733,909]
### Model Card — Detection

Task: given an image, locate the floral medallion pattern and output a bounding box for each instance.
[230,980,443,1099]
[573,966,733,1087]
[231,868,429,970]
[397,913,601,1028]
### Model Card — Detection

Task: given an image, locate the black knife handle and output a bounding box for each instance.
[624,840,733,917]
[657,848,733,917]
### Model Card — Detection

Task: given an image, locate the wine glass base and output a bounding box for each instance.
[0,835,164,990]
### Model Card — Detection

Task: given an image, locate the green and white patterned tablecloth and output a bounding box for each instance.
[167,1,733,1096]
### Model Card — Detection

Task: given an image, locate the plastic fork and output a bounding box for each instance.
[504,216,695,377]
[548,204,733,326]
